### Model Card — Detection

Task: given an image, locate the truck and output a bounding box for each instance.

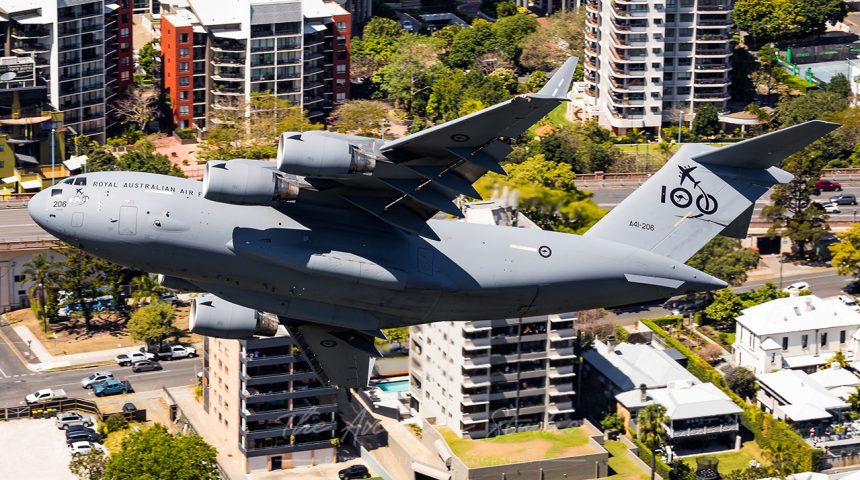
[26,388,68,404]
[142,344,197,361]
[94,379,133,397]
[115,351,155,366]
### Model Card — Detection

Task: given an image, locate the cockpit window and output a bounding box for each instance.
[73,177,87,186]
[51,189,63,197]
[63,178,74,185]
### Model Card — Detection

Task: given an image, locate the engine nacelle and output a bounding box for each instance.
[189,294,279,339]
[277,132,375,177]
[202,160,299,205]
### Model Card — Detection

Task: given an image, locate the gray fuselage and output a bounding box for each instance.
[29,171,722,330]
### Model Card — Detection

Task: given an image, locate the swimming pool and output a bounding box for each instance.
[377,380,409,393]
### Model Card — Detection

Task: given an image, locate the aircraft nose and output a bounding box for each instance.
[28,187,54,232]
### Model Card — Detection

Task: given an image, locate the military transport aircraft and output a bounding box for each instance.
[29,58,838,386]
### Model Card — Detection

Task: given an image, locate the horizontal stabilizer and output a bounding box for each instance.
[692,120,839,169]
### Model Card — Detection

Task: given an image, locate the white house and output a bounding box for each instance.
[733,295,860,375]
[757,369,848,428]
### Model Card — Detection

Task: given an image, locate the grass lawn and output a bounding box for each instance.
[603,440,650,480]
[682,441,767,476]
[438,426,594,468]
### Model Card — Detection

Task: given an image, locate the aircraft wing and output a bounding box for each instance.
[298,58,578,239]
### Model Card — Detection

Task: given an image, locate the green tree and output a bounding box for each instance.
[70,451,107,480]
[20,253,60,320]
[496,1,519,17]
[137,41,158,79]
[447,19,496,68]
[475,155,606,233]
[519,10,585,71]
[692,103,720,137]
[775,90,848,127]
[350,17,404,63]
[331,100,402,137]
[823,350,848,369]
[55,246,108,331]
[105,413,129,433]
[740,281,787,307]
[763,441,796,477]
[726,366,757,399]
[847,386,860,417]
[113,141,184,177]
[830,224,860,278]
[703,288,745,331]
[525,70,548,92]
[600,412,625,438]
[723,467,772,480]
[130,274,168,306]
[105,424,218,480]
[637,403,669,480]
[373,37,445,116]
[669,459,696,480]
[127,301,176,348]
[686,236,761,286]
[491,13,538,59]
[426,69,466,121]
[734,0,847,42]
[431,25,463,51]
[828,73,853,98]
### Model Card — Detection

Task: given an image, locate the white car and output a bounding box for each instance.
[839,295,860,312]
[69,441,105,455]
[783,282,811,293]
[822,202,841,214]
[80,371,114,389]
[115,351,155,366]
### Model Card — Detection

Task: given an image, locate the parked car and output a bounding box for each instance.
[839,295,860,312]
[66,429,102,445]
[26,388,67,404]
[94,379,133,397]
[822,202,841,214]
[814,179,842,194]
[122,402,138,413]
[80,371,114,389]
[783,281,811,293]
[338,464,371,480]
[830,193,857,205]
[662,295,711,314]
[115,351,155,366]
[65,425,98,437]
[69,441,105,455]
[142,344,196,361]
[55,412,93,430]
[131,359,162,373]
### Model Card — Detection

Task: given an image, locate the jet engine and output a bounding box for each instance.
[189,294,280,339]
[276,132,375,177]
[202,160,300,205]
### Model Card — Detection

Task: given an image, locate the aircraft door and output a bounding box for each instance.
[118,206,137,235]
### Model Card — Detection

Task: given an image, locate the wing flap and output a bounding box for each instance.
[379,178,464,217]
[342,195,440,239]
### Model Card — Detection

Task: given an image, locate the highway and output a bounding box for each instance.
[0,357,199,407]
[0,208,51,242]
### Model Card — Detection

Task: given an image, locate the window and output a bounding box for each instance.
[179,91,189,100]
[841,330,846,344]
[336,92,346,101]
[771,352,776,363]
[179,62,189,72]
[337,21,347,30]
[180,33,189,43]
[821,332,828,347]
[782,337,788,350]
[179,47,189,57]
[120,27,129,37]
[179,76,189,86]
[802,334,809,349]
[336,64,346,73]
[121,71,130,81]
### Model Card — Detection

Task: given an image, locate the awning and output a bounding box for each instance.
[2,176,17,184]
[211,30,245,39]
[0,115,51,125]
[14,153,39,166]
[20,179,42,190]
[783,354,830,369]
[63,155,88,171]
[303,24,327,34]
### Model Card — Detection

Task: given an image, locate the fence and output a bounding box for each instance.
[1,397,145,423]
[783,44,860,65]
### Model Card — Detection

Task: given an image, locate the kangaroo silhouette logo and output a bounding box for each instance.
[660,165,718,217]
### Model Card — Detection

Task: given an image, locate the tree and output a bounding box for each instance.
[137,41,158,79]
[775,90,847,127]
[525,70,548,92]
[130,274,168,306]
[491,13,538,60]
[763,440,796,477]
[330,100,403,138]
[199,92,320,161]
[686,236,761,286]
[115,141,185,177]
[426,69,466,122]
[734,0,847,42]
[669,459,696,480]
[600,412,625,438]
[751,44,783,95]
[496,1,519,17]
[519,10,585,71]
[447,19,497,68]
[823,350,848,369]
[830,224,860,279]
[113,86,158,131]
[372,37,445,116]
[828,73,853,98]
[127,301,176,348]
[726,366,757,399]
[722,467,772,480]
[105,424,218,480]
[741,281,787,307]
[70,451,107,480]
[474,155,606,234]
[20,253,60,320]
[703,288,745,331]
[637,403,669,480]
[692,103,720,137]
[350,17,404,64]
[55,246,108,330]
[847,386,860,418]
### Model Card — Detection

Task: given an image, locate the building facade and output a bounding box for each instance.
[1,0,134,143]
[582,0,733,134]
[733,295,860,375]
[159,0,350,133]
[202,328,339,473]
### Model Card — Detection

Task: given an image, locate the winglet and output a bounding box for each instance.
[535,57,578,100]
[692,120,840,169]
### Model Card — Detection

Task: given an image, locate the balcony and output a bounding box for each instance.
[548,383,576,396]
[586,29,599,42]
[610,47,647,62]
[241,440,335,456]
[610,63,646,77]
[463,356,490,368]
[694,92,730,101]
[242,369,318,387]
[243,421,338,441]
[11,26,51,39]
[697,33,731,42]
[212,41,245,53]
[549,346,575,359]
[586,0,600,13]
[586,13,600,27]
[610,32,648,47]
[464,337,491,350]
[212,73,245,82]
[549,365,576,377]
[696,47,731,56]
[211,55,244,67]
[211,86,244,96]
[611,1,649,17]
[611,19,648,33]
[693,77,729,86]
[668,422,738,438]
[462,393,490,405]
[695,62,730,71]
[697,2,732,12]
[698,17,733,27]
[463,321,492,333]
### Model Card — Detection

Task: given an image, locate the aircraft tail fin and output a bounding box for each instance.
[584,120,839,262]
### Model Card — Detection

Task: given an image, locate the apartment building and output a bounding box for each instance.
[582,0,733,134]
[202,327,339,473]
[159,0,350,133]
[733,295,860,375]
[132,0,159,15]
[1,0,134,143]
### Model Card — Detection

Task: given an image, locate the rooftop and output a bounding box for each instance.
[808,365,860,390]
[615,381,741,420]
[758,370,848,421]
[583,340,698,391]
[736,295,860,336]
[437,425,599,468]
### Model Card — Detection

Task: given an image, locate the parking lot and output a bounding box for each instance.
[0,418,77,479]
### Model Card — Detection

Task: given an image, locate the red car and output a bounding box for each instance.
[814,179,842,194]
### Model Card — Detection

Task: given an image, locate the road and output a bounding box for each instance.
[591,183,860,223]
[0,357,199,407]
[0,208,50,242]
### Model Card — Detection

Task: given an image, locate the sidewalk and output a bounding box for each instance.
[745,254,833,282]
[13,325,139,372]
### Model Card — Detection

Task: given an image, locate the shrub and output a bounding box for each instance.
[174,128,195,140]
[105,414,128,433]
[632,436,672,479]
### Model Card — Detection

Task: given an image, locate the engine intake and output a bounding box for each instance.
[203,160,299,205]
[189,294,279,339]
[277,132,375,177]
